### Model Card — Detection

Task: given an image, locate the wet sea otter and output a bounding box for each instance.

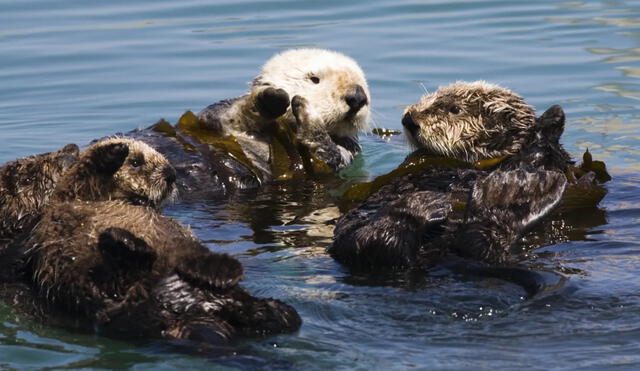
[0,144,79,243]
[2,138,300,344]
[127,48,370,196]
[330,81,602,272]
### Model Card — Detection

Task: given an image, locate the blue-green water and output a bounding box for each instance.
[1,0,640,369]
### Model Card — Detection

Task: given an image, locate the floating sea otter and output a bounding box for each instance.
[0,144,79,243]
[127,49,370,196]
[1,138,300,344]
[330,81,607,272]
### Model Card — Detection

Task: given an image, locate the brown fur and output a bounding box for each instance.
[331,85,575,273]
[0,144,79,241]
[403,81,537,162]
[26,202,234,317]
[17,138,300,343]
[23,200,301,343]
[54,138,177,207]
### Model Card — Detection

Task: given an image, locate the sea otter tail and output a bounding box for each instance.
[440,259,567,297]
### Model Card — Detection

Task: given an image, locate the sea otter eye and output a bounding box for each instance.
[449,105,461,114]
[309,76,320,84]
[128,156,145,168]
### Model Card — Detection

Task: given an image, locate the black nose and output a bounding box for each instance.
[345,85,368,113]
[163,166,176,185]
[402,112,419,135]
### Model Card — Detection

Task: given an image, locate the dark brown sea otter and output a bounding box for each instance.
[0,144,79,243]
[2,138,300,345]
[330,81,602,273]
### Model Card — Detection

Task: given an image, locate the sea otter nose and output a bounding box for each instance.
[402,112,419,135]
[345,85,368,113]
[163,166,177,185]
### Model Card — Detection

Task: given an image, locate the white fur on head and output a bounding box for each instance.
[254,48,370,138]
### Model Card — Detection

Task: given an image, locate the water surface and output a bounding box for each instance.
[1,0,640,369]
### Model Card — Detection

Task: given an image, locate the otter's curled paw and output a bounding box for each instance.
[91,142,130,175]
[454,169,567,264]
[291,95,324,132]
[176,252,244,290]
[255,87,289,119]
[97,227,157,270]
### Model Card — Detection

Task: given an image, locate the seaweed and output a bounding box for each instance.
[150,111,333,183]
[340,149,610,212]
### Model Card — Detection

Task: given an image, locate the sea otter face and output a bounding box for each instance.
[111,139,177,207]
[254,48,370,138]
[401,81,536,162]
[0,144,79,236]
[85,138,177,207]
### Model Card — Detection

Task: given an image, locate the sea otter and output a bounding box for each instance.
[51,137,177,207]
[3,138,300,344]
[330,81,591,271]
[127,48,370,196]
[0,144,79,243]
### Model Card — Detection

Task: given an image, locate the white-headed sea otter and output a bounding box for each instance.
[127,48,370,197]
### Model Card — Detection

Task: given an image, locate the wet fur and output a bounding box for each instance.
[24,201,300,342]
[6,138,300,344]
[200,49,370,139]
[0,144,79,242]
[403,81,570,166]
[54,138,177,207]
[196,49,369,176]
[331,82,573,271]
[128,50,370,196]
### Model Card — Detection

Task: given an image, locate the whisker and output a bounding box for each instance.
[419,82,430,95]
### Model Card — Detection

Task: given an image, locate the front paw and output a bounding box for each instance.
[176,252,244,290]
[291,95,323,131]
[256,87,289,119]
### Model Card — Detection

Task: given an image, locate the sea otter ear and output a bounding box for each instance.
[90,142,130,175]
[536,105,565,143]
[97,227,157,271]
[176,252,244,290]
[455,169,567,264]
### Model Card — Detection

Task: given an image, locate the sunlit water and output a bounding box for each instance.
[1,0,639,369]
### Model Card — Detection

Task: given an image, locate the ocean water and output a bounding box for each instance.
[1,0,639,369]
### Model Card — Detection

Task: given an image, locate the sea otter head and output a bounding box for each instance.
[0,144,79,237]
[54,138,177,208]
[401,81,536,163]
[253,48,370,138]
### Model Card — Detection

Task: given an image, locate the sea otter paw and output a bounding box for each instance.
[470,169,567,229]
[255,87,289,119]
[176,253,244,290]
[97,227,157,270]
[291,95,324,132]
[91,142,130,175]
[455,169,568,264]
